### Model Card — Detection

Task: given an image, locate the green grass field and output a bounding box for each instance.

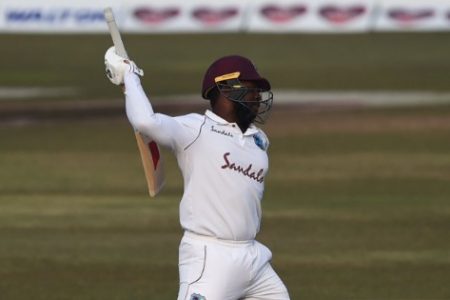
[1,33,450,299]
[1,106,449,299]
[1,32,450,100]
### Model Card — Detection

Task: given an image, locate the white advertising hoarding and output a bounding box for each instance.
[0,0,114,33]
[0,0,449,33]
[246,0,375,33]
[121,0,247,33]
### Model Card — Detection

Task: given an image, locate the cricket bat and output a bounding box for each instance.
[104,7,165,197]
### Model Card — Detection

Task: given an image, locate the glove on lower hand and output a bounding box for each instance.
[104,46,144,85]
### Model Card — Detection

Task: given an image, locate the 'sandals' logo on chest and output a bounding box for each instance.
[221,152,265,183]
[211,125,233,138]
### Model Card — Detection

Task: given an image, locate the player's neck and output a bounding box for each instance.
[212,108,250,133]
[212,96,253,133]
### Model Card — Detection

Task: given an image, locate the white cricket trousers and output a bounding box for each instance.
[177,231,290,300]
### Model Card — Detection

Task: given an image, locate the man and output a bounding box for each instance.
[105,48,290,300]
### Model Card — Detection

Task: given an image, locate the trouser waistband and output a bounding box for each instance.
[183,231,254,246]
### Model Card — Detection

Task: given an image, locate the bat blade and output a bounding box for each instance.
[135,133,165,197]
[104,7,165,197]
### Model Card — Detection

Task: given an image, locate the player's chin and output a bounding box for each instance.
[246,105,258,121]
[245,112,258,125]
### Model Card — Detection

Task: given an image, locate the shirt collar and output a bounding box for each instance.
[205,110,259,136]
[205,109,228,125]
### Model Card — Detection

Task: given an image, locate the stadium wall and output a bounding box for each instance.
[0,0,449,33]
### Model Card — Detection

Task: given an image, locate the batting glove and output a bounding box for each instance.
[104,46,144,85]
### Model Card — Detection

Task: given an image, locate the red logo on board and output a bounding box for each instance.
[388,9,434,22]
[134,7,180,24]
[192,7,239,24]
[319,5,366,24]
[260,5,307,23]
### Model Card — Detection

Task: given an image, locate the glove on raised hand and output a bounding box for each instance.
[104,46,144,85]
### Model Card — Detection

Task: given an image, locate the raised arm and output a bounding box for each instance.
[123,72,190,150]
[104,46,199,152]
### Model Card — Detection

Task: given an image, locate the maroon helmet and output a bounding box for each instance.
[201,55,273,124]
[202,55,271,99]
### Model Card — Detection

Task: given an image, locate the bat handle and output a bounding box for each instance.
[103,7,129,59]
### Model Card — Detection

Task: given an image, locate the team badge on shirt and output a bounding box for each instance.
[190,293,206,300]
[253,133,268,151]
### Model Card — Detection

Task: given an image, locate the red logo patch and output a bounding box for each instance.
[148,141,160,170]
[319,5,366,24]
[260,5,307,23]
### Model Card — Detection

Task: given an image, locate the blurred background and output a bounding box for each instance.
[0,0,450,299]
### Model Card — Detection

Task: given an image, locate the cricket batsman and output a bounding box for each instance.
[105,47,290,299]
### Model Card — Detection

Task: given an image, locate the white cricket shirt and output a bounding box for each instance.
[124,73,270,241]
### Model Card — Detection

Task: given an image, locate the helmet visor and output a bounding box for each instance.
[216,79,273,124]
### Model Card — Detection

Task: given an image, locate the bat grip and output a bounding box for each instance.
[104,7,129,59]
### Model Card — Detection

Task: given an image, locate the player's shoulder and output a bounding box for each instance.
[252,126,270,151]
[174,113,205,128]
